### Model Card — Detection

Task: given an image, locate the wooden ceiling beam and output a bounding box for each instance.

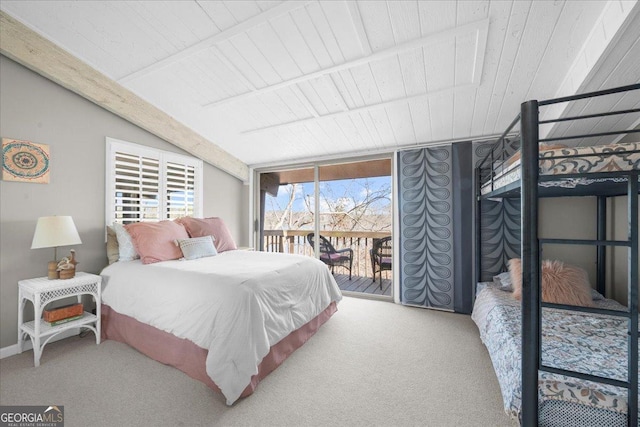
[117,0,311,85]
[345,0,372,56]
[241,84,477,137]
[540,1,639,140]
[0,11,250,182]
[204,18,489,110]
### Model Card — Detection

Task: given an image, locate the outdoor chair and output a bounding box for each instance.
[370,236,392,289]
[306,233,353,280]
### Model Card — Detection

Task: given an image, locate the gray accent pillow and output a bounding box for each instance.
[176,235,217,260]
[492,271,513,291]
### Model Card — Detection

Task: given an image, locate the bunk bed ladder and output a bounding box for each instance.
[520,94,639,427]
[597,196,607,296]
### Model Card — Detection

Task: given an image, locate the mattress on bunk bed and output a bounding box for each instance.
[472,285,637,425]
[480,141,640,195]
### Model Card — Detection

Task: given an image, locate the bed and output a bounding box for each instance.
[472,284,635,425]
[100,249,342,405]
[474,84,639,426]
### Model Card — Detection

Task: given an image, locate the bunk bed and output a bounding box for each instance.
[473,83,639,427]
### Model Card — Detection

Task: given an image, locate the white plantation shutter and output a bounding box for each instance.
[165,160,196,219]
[113,151,160,223]
[106,138,202,226]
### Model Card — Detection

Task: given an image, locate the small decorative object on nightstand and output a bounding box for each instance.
[56,249,78,279]
[30,216,82,280]
[17,272,101,366]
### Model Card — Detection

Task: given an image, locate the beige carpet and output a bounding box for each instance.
[0,296,514,427]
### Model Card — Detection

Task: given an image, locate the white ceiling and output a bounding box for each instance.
[1,0,639,169]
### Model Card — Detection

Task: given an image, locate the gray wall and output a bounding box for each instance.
[539,197,597,279]
[0,55,248,349]
[539,196,635,306]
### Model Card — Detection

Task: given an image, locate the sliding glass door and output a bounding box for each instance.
[260,167,314,256]
[258,158,393,298]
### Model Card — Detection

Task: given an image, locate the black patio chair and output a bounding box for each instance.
[306,233,353,280]
[370,236,392,289]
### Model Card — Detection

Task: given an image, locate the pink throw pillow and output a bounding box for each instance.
[175,217,237,252]
[125,220,189,264]
[510,258,593,307]
[510,258,524,300]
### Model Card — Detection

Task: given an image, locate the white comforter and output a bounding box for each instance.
[100,250,342,405]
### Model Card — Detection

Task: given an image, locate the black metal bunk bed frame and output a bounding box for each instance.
[476,83,640,427]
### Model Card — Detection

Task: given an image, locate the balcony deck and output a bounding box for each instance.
[262,230,392,297]
[333,273,392,297]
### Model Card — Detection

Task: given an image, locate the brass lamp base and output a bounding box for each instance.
[47,261,59,280]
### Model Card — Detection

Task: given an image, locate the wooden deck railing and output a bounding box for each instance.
[263,229,391,279]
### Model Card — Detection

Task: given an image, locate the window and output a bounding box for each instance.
[106,137,202,225]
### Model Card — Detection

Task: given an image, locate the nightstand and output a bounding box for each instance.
[18,272,101,366]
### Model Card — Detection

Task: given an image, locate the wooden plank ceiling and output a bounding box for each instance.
[1,0,639,171]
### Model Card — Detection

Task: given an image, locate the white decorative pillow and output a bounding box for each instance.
[492,271,513,291]
[176,235,217,260]
[590,288,605,301]
[112,222,139,261]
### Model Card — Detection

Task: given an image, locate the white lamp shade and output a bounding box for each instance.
[31,216,82,249]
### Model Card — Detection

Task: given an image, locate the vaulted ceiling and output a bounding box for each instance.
[1,1,639,180]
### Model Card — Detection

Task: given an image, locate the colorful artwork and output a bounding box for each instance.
[2,138,50,183]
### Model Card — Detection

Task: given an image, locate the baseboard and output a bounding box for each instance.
[0,328,80,360]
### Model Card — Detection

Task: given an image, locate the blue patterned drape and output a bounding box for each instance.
[398,141,514,311]
[478,200,521,281]
[473,141,521,282]
[398,146,454,310]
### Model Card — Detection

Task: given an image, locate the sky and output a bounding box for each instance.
[265,176,392,214]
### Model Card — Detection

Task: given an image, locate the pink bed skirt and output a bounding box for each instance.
[101,301,338,401]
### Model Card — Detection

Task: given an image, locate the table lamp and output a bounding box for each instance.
[31,216,82,279]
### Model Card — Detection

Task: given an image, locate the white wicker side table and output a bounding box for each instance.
[18,272,101,367]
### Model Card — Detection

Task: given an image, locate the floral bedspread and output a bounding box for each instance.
[472,285,636,421]
[481,141,640,195]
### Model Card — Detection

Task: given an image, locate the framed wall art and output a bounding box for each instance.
[2,138,50,184]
